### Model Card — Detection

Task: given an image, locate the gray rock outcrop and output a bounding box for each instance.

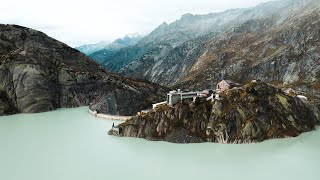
[0,24,167,116]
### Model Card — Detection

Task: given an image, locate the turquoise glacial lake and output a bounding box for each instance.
[0,107,319,180]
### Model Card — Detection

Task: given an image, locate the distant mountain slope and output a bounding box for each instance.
[89,33,143,65]
[89,24,192,72]
[0,24,166,116]
[77,33,142,57]
[75,41,110,55]
[113,33,143,47]
[89,0,307,74]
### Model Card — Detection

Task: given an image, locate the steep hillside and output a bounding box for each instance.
[93,0,309,76]
[119,0,320,99]
[119,33,213,84]
[89,4,269,72]
[0,24,167,116]
[176,1,320,94]
[89,23,192,72]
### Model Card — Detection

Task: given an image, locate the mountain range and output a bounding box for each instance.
[88,0,320,101]
[76,33,143,56]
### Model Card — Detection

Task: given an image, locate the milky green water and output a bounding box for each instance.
[0,107,319,180]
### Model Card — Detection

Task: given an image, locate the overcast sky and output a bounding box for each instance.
[0,0,271,47]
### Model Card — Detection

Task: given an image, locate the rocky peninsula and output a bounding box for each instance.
[109,81,319,143]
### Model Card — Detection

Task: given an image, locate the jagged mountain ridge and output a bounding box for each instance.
[76,33,142,56]
[89,2,273,72]
[90,0,315,75]
[88,34,143,64]
[0,24,167,116]
[116,0,320,99]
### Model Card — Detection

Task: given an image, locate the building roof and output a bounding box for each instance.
[168,91,199,95]
[217,80,235,86]
[219,80,242,86]
[167,90,205,96]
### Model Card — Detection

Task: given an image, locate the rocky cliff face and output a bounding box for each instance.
[0,24,167,116]
[110,82,319,143]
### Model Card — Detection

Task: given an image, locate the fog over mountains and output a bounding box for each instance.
[80,0,319,99]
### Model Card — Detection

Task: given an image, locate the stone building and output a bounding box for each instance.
[166,90,200,106]
[216,80,241,92]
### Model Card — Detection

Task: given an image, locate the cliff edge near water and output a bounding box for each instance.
[110,82,319,143]
[0,24,167,116]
